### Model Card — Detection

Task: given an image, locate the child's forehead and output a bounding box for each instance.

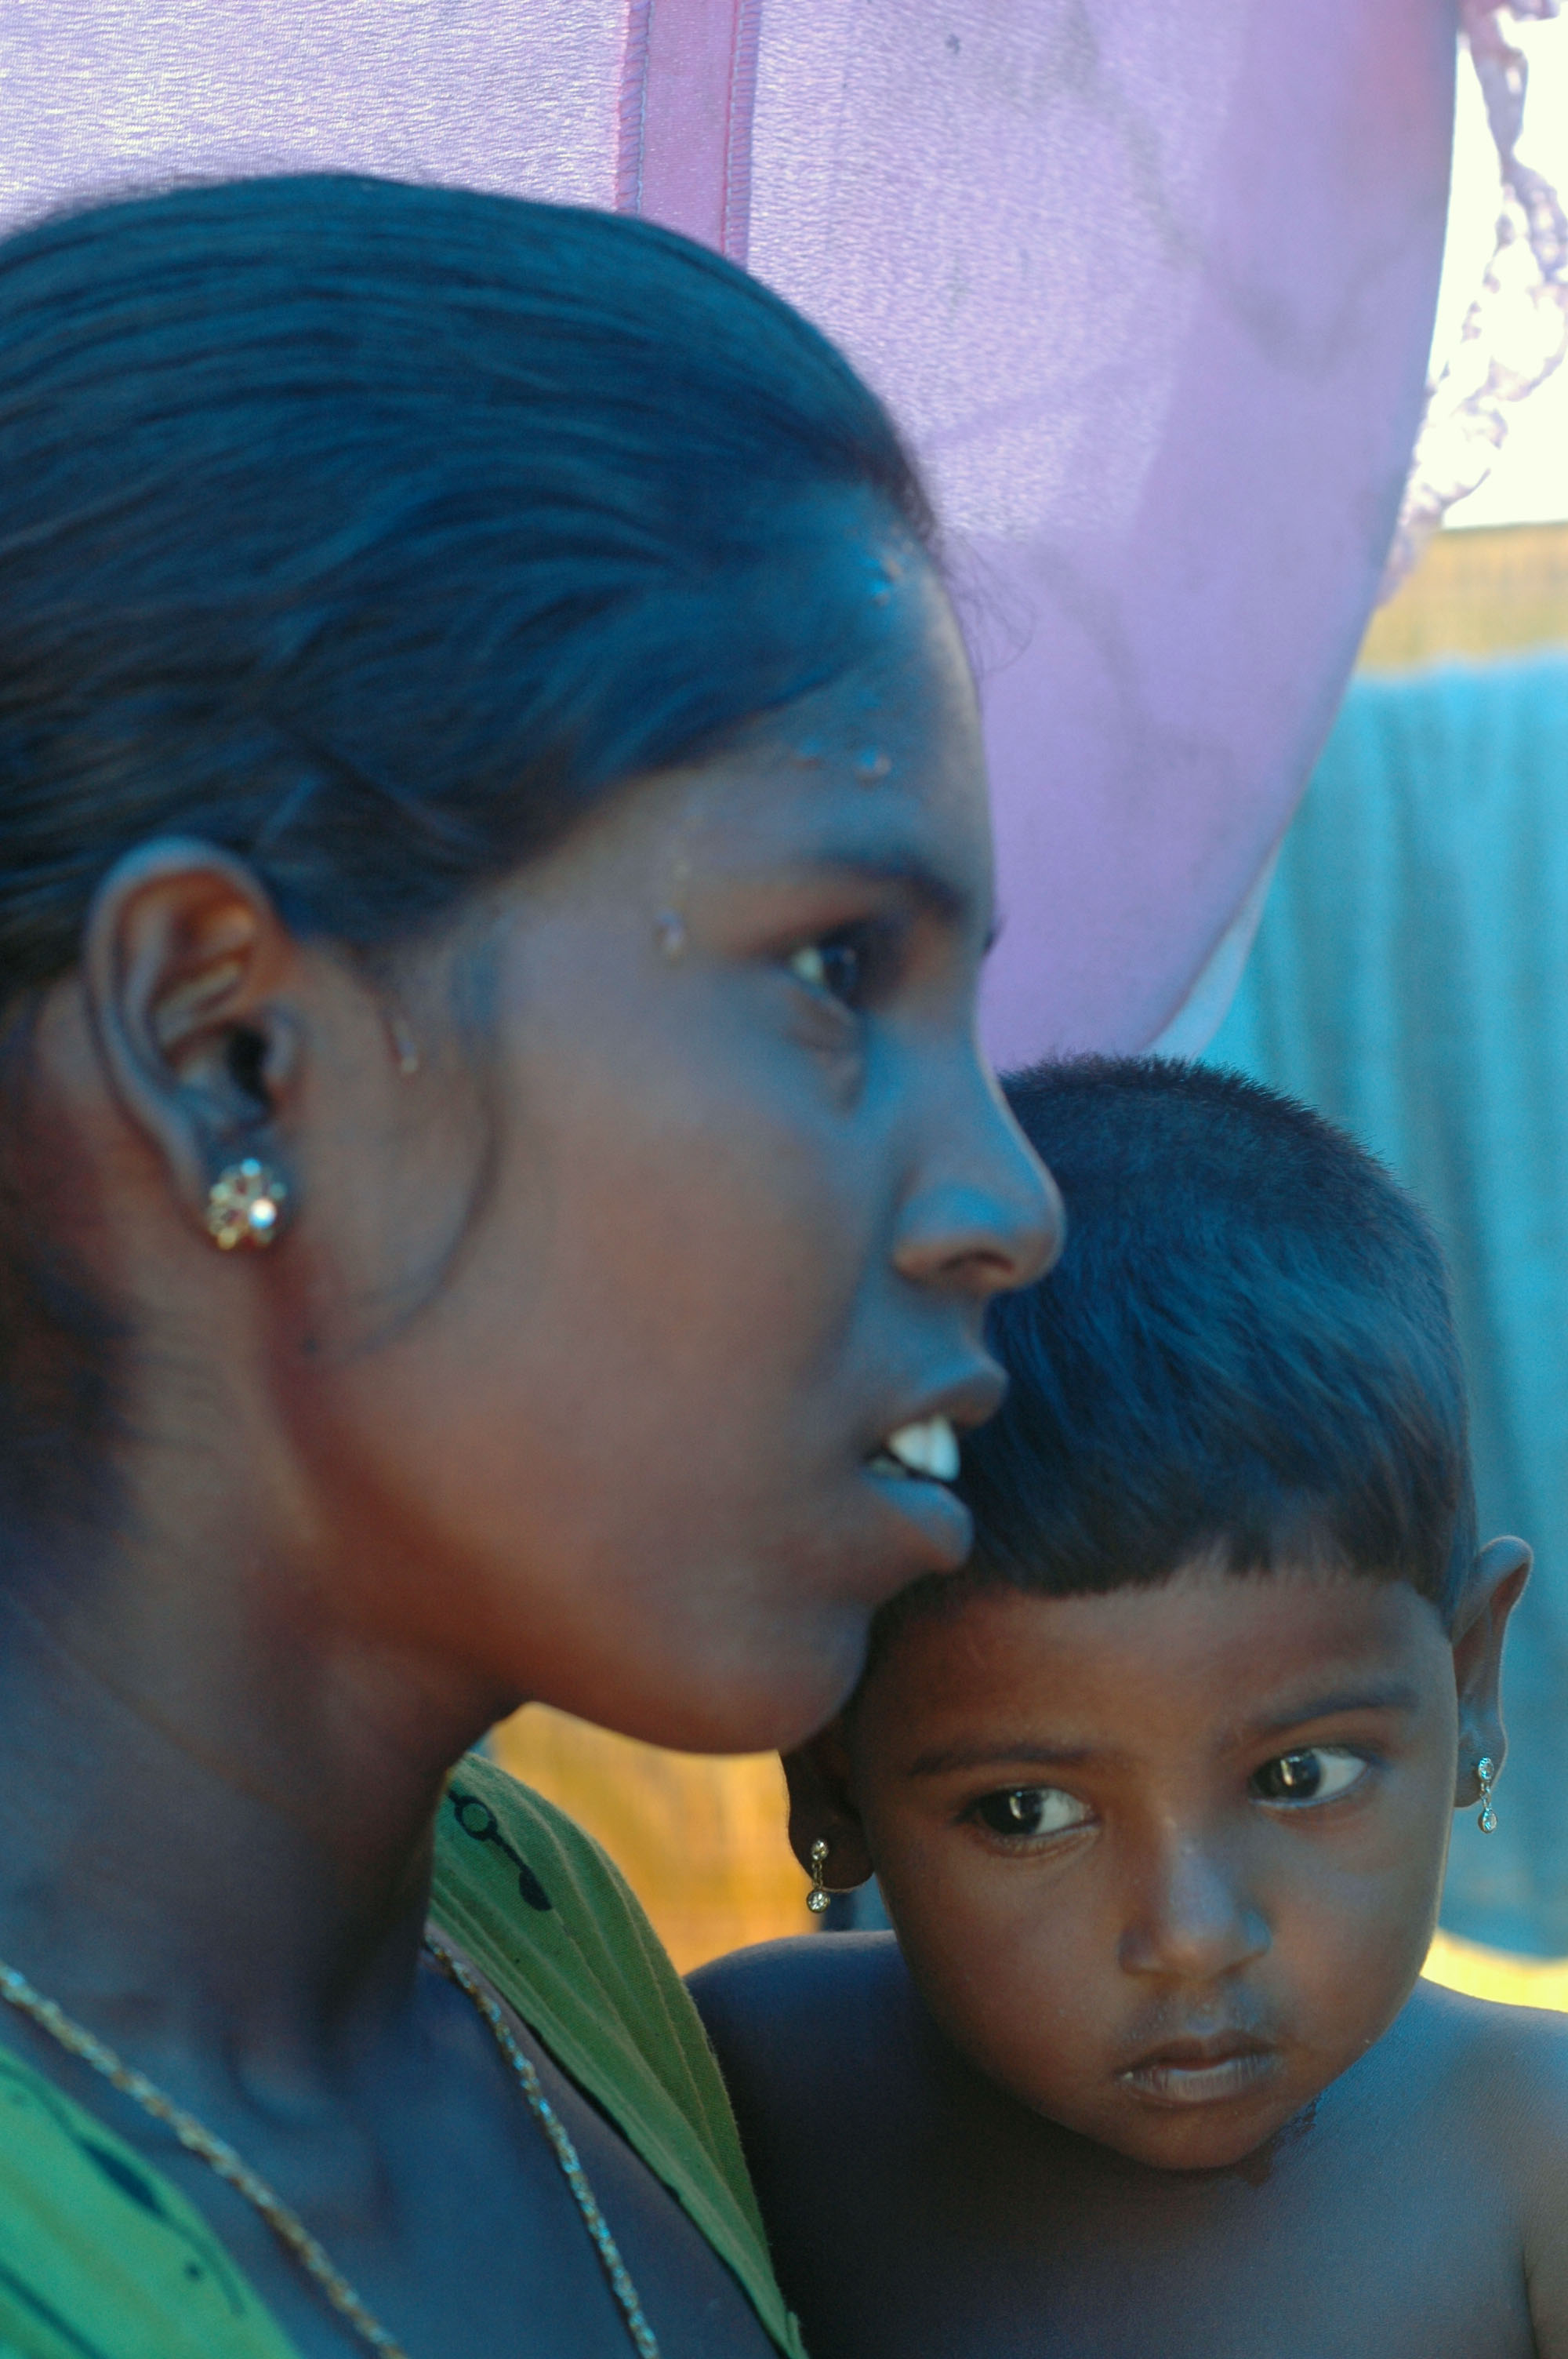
[857,1561,1450,1762]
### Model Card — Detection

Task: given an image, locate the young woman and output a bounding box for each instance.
[0,176,1058,2357]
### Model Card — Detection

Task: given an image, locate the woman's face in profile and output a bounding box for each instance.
[283,559,1060,1752]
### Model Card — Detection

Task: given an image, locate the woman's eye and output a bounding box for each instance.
[786,933,867,1009]
[973,1786,1091,1840]
[1250,1747,1368,1808]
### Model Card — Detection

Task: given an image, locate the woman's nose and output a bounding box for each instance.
[1118,1836,1272,1984]
[891,1071,1064,1297]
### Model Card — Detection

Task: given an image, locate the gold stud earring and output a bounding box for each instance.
[205,1157,289,1251]
[1476,1755,1499,1833]
[806,1838,832,1915]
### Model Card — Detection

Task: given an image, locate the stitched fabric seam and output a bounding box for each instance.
[721,0,762,264]
[616,0,653,213]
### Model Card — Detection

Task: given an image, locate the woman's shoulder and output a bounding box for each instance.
[432,1753,722,2105]
[430,1754,807,2359]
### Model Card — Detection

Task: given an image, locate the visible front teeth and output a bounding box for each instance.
[882,1416,960,1483]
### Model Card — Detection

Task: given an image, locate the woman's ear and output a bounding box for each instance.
[782,1719,875,1892]
[82,838,303,1235]
[1451,1535,1532,1810]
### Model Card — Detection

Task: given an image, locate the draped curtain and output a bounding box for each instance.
[1208,637,1568,1954]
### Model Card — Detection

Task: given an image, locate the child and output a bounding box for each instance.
[691,1058,1568,2359]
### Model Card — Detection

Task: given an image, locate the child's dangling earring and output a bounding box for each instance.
[806,1837,832,1915]
[1475,1755,1499,1833]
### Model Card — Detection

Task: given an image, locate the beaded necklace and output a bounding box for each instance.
[0,1929,660,2359]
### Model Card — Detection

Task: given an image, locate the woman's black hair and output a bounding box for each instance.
[0,172,931,999]
[0,172,934,1533]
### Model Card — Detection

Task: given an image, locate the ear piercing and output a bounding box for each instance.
[654,911,688,962]
[806,1838,832,1915]
[1476,1755,1498,1833]
[205,1158,289,1251]
[387,1012,421,1078]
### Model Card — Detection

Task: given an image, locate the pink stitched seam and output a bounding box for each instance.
[616,0,653,214]
[721,0,761,264]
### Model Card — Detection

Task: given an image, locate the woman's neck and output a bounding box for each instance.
[0,1550,509,2092]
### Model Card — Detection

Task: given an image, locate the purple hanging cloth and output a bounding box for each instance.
[0,3,1511,1057]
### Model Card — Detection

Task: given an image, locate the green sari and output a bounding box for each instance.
[0,1757,806,2358]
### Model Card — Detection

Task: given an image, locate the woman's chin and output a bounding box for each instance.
[544,1614,874,1760]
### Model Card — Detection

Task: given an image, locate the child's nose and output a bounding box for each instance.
[1117,1834,1271,1983]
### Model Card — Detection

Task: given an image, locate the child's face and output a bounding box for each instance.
[839,1561,1471,2171]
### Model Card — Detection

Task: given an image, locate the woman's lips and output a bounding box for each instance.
[860,1452,974,1572]
[1118,2035,1280,2108]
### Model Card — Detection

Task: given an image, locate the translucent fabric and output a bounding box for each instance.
[1209,647,1568,1955]
[0,2,1485,1057]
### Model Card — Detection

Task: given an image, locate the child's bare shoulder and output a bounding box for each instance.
[689,1930,911,2092]
[1396,1981,1565,2095]
[1402,1983,1568,2353]
[689,1932,931,2195]
[1406,1980,1568,2211]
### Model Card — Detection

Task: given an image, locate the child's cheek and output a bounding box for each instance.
[876,1828,1114,2121]
[1265,1765,1451,2069]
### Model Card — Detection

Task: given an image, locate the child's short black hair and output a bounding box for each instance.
[953,1057,1477,1627]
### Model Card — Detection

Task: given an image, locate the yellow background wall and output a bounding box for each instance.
[1359,522,1568,669]
[491,1709,805,1976]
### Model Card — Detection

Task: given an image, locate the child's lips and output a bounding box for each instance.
[1118,2032,1280,2107]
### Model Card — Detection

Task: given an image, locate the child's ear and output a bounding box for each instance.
[781,1719,875,1893]
[1450,1535,1531,1812]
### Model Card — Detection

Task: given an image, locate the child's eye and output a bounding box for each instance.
[972,1786,1092,1840]
[786,930,870,1009]
[1249,1747,1368,1808]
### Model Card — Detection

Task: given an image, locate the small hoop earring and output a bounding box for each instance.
[1476,1755,1499,1834]
[806,1838,832,1915]
[205,1157,289,1252]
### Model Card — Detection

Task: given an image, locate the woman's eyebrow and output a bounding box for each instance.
[794,849,973,929]
[1239,1681,1423,1745]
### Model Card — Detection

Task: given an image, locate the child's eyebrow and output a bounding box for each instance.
[905,1739,1103,1779]
[1236,1681,1423,1746]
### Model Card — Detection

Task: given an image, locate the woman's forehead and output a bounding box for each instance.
[510,579,991,918]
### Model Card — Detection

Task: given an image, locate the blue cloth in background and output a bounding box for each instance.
[1207,650,1568,1954]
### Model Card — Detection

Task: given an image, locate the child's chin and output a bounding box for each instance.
[1094,2088,1313,2175]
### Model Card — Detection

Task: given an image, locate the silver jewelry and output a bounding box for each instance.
[1476,1754,1499,1833]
